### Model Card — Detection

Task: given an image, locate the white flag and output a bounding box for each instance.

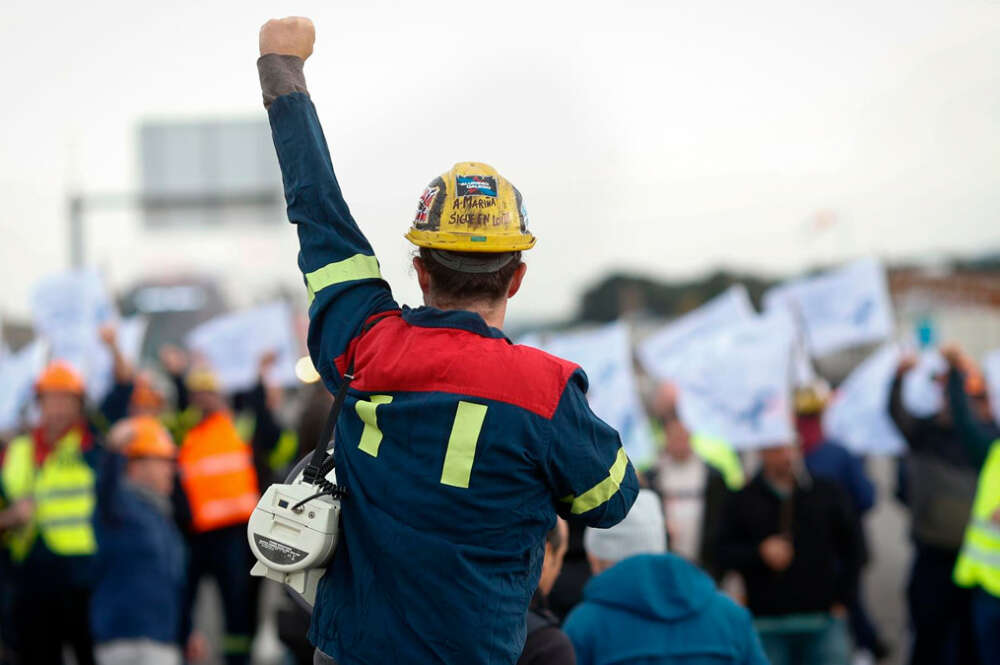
[520,321,656,467]
[665,315,796,450]
[763,257,895,356]
[823,344,906,455]
[0,340,49,432]
[901,349,946,417]
[186,302,300,392]
[638,285,756,381]
[31,269,119,400]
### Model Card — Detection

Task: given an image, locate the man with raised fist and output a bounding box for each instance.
[257,16,637,665]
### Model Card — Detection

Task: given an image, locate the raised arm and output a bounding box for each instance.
[258,18,398,387]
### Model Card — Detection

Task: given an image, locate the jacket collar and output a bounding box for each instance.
[401,306,511,342]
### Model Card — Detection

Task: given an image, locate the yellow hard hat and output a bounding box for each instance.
[405,162,536,253]
[185,367,221,394]
[794,380,831,415]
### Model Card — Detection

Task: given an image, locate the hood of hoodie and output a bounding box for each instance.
[582,553,716,622]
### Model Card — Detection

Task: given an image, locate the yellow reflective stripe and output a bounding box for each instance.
[305,254,382,297]
[357,395,394,457]
[440,402,488,489]
[570,447,629,515]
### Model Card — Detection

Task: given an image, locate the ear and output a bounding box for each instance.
[506,262,528,299]
[413,257,432,298]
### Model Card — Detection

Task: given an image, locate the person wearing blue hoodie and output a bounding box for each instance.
[91,417,186,665]
[564,490,768,665]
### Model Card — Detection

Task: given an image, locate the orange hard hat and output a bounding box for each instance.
[36,361,86,396]
[123,416,176,460]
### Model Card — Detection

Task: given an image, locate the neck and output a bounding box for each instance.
[42,422,75,445]
[428,298,508,330]
[764,471,795,493]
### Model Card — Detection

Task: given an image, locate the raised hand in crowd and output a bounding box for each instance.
[99,322,133,383]
[758,534,794,572]
[896,352,918,376]
[159,343,189,377]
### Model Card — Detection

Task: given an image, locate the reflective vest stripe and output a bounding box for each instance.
[180,451,255,479]
[196,494,259,524]
[34,486,93,500]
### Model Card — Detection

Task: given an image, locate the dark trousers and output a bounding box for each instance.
[972,588,1000,665]
[847,581,882,653]
[907,544,978,665]
[184,525,253,665]
[9,587,95,665]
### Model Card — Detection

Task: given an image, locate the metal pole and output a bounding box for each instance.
[68,194,84,268]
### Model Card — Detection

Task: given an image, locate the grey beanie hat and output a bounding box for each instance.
[583,489,666,563]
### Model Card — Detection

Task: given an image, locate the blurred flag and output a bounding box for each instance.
[663,315,796,450]
[0,339,48,432]
[186,301,300,392]
[823,344,906,455]
[901,349,946,417]
[637,285,756,381]
[520,321,656,467]
[984,349,1000,426]
[31,268,119,399]
[763,257,894,356]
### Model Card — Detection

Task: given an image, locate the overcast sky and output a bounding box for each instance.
[1,0,998,325]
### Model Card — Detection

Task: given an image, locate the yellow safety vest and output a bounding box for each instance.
[0,431,97,562]
[955,440,1000,597]
[692,432,746,491]
[649,419,746,490]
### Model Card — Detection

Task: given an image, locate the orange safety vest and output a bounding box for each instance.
[178,412,259,533]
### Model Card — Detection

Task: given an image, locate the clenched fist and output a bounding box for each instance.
[259,17,315,60]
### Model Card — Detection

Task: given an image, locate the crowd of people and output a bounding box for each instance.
[0,327,326,665]
[2,13,999,665]
[1,322,998,665]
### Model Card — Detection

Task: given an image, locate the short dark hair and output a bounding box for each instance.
[545,521,565,551]
[418,247,523,306]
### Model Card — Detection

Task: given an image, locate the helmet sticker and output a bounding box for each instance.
[413,185,439,228]
[455,175,498,198]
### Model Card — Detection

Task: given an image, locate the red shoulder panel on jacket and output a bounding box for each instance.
[334,315,579,419]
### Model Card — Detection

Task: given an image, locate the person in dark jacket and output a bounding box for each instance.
[794,381,887,660]
[890,354,980,665]
[92,417,185,665]
[565,490,767,665]
[519,518,575,665]
[941,344,1000,469]
[258,17,638,665]
[717,443,862,665]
